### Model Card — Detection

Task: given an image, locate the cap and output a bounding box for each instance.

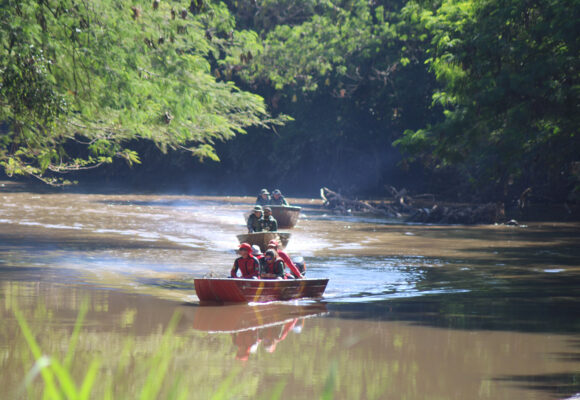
[264,206,272,212]
[260,188,270,195]
[272,189,281,195]
[251,245,263,256]
[239,243,252,252]
[253,205,263,212]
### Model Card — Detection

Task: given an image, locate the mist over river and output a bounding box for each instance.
[1,183,580,399]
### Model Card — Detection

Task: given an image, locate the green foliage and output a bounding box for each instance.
[0,0,284,185]
[395,0,580,199]
[207,0,438,195]
[210,0,579,201]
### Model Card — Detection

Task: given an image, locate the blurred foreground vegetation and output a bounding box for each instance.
[1,0,578,203]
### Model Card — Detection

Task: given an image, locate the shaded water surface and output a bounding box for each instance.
[1,185,580,399]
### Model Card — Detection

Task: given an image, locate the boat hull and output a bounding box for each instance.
[194,277,329,304]
[269,205,301,229]
[236,232,291,252]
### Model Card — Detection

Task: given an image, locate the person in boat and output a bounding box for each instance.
[260,249,285,279]
[293,256,306,276]
[256,189,271,206]
[267,240,303,279]
[252,245,264,261]
[231,243,260,279]
[260,206,278,232]
[247,205,263,233]
[270,189,289,206]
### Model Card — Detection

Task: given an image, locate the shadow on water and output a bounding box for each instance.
[326,268,580,334]
[352,223,580,242]
[323,263,580,398]
[493,373,580,399]
[458,243,580,267]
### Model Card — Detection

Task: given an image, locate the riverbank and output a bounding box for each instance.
[320,186,580,224]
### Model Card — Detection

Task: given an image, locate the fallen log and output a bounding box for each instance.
[320,187,394,216]
[320,187,505,224]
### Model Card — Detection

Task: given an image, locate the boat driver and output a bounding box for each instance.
[270,189,289,206]
[267,240,303,279]
[261,207,278,232]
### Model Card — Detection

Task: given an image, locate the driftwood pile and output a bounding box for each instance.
[320,187,505,224]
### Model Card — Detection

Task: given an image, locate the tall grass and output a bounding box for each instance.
[15,301,199,400]
[13,301,330,399]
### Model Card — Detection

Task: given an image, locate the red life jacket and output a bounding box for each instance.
[233,256,260,278]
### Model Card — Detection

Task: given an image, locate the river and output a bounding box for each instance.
[1,182,579,399]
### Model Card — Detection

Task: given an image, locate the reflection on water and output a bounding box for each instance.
[1,187,580,399]
[190,303,327,360]
[2,280,580,399]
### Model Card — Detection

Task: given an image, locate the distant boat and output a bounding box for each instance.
[236,231,291,252]
[269,205,301,229]
[194,277,329,303]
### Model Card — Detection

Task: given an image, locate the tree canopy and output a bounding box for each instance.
[0,0,287,184]
[395,0,580,200]
[1,0,578,203]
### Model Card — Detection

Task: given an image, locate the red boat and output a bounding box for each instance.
[194,277,329,304]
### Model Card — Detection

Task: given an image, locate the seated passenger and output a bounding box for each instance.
[247,205,263,233]
[267,240,303,279]
[260,207,278,232]
[256,189,271,206]
[270,189,289,206]
[252,245,264,261]
[231,243,260,279]
[260,249,285,279]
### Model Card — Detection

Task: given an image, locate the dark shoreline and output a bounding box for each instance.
[2,178,579,223]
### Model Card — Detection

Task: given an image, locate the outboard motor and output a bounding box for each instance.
[293,256,306,276]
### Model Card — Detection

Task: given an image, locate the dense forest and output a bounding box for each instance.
[1,0,578,204]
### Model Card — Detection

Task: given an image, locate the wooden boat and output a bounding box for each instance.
[269,205,301,229]
[236,231,291,252]
[194,277,329,304]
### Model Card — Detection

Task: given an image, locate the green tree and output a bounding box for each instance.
[395,0,580,200]
[214,0,438,194]
[0,0,286,184]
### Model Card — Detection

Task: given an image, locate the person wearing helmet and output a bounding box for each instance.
[231,243,260,279]
[270,189,289,206]
[251,245,264,261]
[260,249,285,279]
[247,205,263,233]
[267,240,303,279]
[256,189,271,206]
[260,207,278,232]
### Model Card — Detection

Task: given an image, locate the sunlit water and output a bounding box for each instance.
[1,183,580,399]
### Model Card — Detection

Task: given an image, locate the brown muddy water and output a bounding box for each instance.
[1,183,580,399]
